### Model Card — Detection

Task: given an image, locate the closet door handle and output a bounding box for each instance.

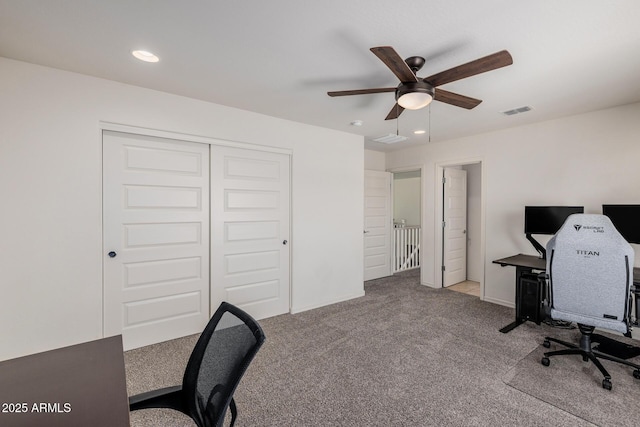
[108,251,117,258]
[283,240,288,245]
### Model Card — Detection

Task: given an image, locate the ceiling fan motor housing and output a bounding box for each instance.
[405,56,426,73]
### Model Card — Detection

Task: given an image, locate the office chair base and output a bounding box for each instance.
[129,386,187,413]
[541,335,640,390]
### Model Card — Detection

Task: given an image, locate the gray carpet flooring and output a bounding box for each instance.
[125,270,640,426]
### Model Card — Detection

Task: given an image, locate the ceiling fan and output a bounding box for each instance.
[327,46,513,120]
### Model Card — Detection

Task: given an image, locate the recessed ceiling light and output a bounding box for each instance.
[413,130,426,135]
[132,50,159,63]
[350,120,363,126]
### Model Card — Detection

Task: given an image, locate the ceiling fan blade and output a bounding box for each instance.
[385,103,405,120]
[370,46,418,83]
[434,89,482,109]
[327,87,396,97]
[424,50,513,87]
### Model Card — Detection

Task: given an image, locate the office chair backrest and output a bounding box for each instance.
[182,302,266,427]
[546,214,634,334]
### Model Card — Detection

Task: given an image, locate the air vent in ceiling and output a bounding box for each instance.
[501,105,532,116]
[372,134,408,144]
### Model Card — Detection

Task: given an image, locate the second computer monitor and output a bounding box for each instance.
[602,204,640,244]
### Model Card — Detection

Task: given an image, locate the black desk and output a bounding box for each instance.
[493,254,547,333]
[493,254,640,333]
[0,336,130,427]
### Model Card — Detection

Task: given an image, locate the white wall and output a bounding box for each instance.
[393,175,421,226]
[386,102,640,307]
[364,149,385,171]
[0,58,364,360]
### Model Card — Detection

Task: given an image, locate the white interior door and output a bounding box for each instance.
[443,168,467,287]
[103,131,210,350]
[210,145,290,320]
[364,170,392,281]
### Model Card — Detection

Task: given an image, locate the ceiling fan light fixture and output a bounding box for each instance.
[396,81,434,110]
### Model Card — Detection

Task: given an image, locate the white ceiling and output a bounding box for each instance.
[1,1,639,152]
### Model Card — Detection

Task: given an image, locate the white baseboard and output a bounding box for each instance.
[290,291,366,314]
[421,281,513,309]
[421,281,438,289]
[482,295,515,309]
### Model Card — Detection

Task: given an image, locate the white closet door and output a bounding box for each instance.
[103,131,210,350]
[210,145,290,320]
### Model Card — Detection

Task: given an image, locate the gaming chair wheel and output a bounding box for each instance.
[541,357,550,367]
[543,340,550,348]
[602,378,612,390]
[633,369,640,379]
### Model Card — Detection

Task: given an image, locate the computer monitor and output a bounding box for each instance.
[524,206,584,259]
[524,206,585,235]
[602,204,640,244]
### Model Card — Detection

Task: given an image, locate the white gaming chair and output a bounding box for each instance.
[541,214,640,390]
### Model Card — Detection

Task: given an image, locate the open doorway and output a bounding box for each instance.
[435,161,484,299]
[392,169,421,273]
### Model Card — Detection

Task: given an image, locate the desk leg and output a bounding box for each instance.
[499,266,534,334]
[592,334,640,360]
[499,319,524,333]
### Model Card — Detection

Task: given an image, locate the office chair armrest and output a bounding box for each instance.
[129,385,186,413]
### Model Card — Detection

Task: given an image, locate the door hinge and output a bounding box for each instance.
[442,221,446,228]
[442,176,446,184]
[441,265,446,271]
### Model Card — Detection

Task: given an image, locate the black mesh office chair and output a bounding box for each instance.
[129,302,266,427]
[540,214,640,390]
